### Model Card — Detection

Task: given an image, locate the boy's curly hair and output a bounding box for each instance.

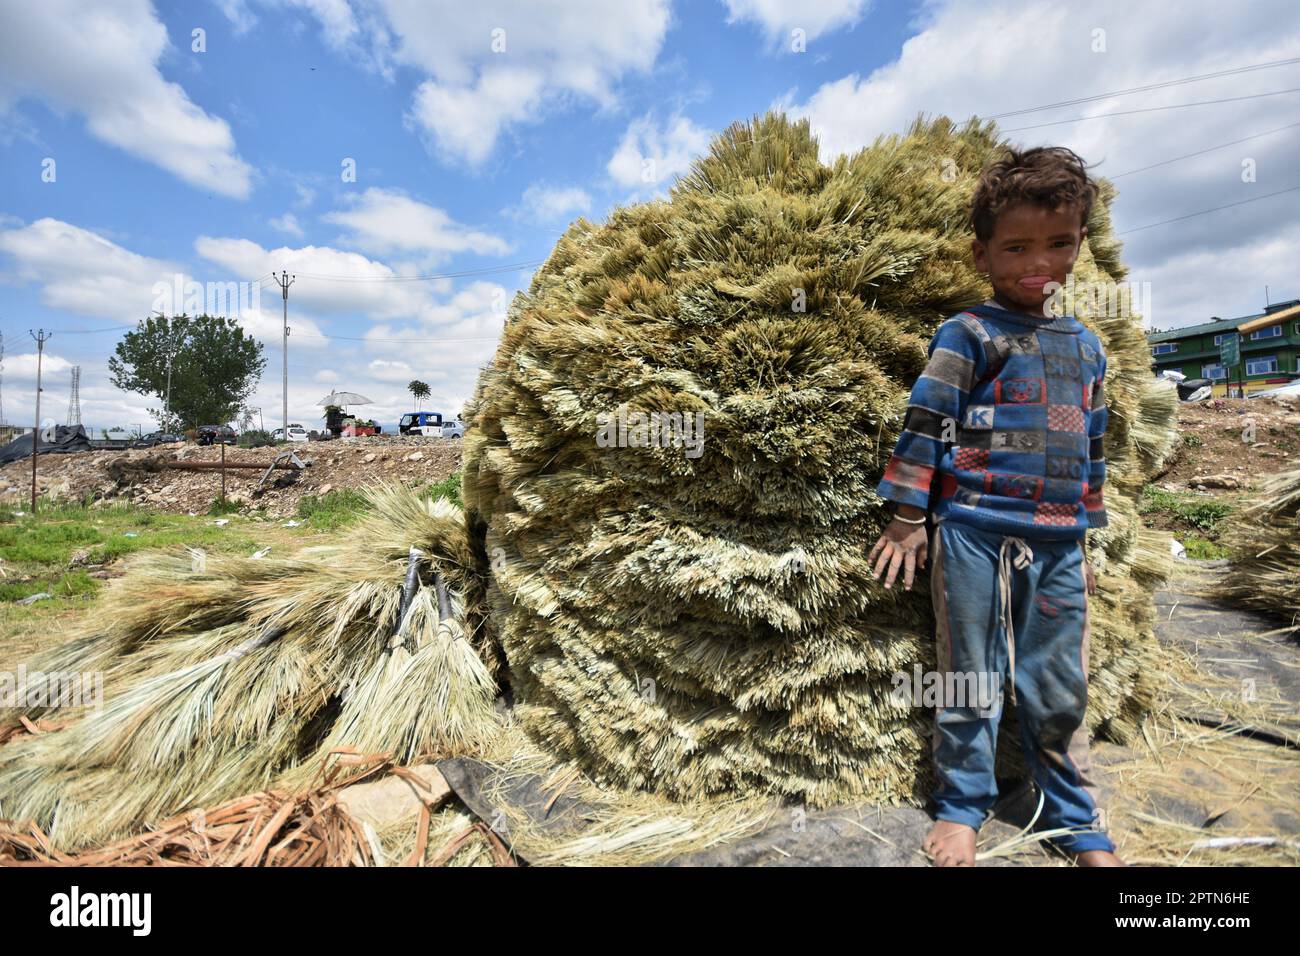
[969,146,1097,242]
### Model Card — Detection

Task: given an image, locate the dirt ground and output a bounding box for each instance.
[0,435,462,518]
[1153,395,1300,493]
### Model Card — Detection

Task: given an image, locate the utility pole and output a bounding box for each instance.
[30,329,51,513]
[153,311,181,430]
[272,270,295,439]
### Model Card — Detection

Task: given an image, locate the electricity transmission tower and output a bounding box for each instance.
[66,365,82,426]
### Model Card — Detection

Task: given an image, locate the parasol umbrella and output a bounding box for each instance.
[316,391,374,408]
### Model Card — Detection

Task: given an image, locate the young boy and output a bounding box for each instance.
[869,146,1124,867]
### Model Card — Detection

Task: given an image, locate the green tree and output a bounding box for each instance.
[109,314,265,431]
[407,379,430,411]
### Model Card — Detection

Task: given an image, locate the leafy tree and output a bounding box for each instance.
[109,314,265,431]
[407,379,430,411]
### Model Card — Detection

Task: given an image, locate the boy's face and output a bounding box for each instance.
[971,202,1087,315]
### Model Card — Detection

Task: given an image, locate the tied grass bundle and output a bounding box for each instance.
[462,111,1177,806]
[1214,460,1300,634]
[0,485,500,850]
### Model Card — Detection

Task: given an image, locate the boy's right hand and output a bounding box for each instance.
[868,518,929,591]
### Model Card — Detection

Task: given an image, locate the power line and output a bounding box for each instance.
[987,55,1300,119]
[286,258,548,282]
[1107,120,1300,178]
[289,329,503,344]
[1117,183,1300,235]
[1001,86,1300,132]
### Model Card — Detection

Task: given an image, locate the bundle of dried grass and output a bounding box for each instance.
[462,111,1177,807]
[0,485,500,850]
[1214,460,1300,634]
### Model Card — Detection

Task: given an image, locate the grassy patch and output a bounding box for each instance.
[421,471,461,506]
[0,498,275,655]
[296,488,371,531]
[1139,484,1235,559]
[208,497,244,517]
[296,473,462,531]
[1139,485,1232,534]
[1181,535,1231,560]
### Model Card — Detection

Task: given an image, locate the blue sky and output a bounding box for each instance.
[1,0,1298,433]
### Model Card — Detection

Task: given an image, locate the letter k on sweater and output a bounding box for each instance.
[876,301,1109,540]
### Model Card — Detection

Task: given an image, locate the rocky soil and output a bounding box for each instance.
[0,435,462,517]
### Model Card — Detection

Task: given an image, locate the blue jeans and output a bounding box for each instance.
[928,517,1115,854]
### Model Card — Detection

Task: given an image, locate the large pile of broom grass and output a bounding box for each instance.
[1213,459,1300,635]
[461,110,1178,808]
[0,484,501,850]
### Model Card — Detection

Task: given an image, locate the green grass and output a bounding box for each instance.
[296,488,371,531]
[0,498,270,646]
[421,472,461,506]
[1138,484,1232,534]
[207,497,244,517]
[1181,433,1203,447]
[1181,535,1231,560]
[1138,484,1236,560]
[297,472,462,531]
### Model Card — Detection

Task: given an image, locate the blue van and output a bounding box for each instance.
[399,411,443,435]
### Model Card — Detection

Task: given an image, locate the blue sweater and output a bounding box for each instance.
[876,302,1109,540]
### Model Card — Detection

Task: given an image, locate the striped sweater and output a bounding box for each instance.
[875,301,1108,540]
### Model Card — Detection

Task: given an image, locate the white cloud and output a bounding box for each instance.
[1132,220,1300,330]
[0,0,254,198]
[778,0,1300,328]
[721,0,869,45]
[322,187,510,261]
[407,66,548,166]
[0,217,181,320]
[367,358,414,382]
[285,0,672,165]
[607,113,713,191]
[509,183,593,223]
[195,236,438,320]
[314,368,340,383]
[235,303,330,350]
[281,0,361,50]
[216,0,259,34]
[0,218,328,353]
[269,212,305,237]
[3,350,74,383]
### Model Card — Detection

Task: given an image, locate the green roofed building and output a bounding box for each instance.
[1147,298,1300,397]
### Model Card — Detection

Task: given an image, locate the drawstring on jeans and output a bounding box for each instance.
[997,536,1034,705]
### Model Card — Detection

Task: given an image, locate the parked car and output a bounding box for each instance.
[399,411,442,435]
[196,424,238,446]
[271,425,309,443]
[130,431,185,449]
[408,419,464,439]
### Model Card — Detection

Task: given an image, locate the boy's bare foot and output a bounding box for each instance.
[1074,849,1126,867]
[922,820,977,866]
